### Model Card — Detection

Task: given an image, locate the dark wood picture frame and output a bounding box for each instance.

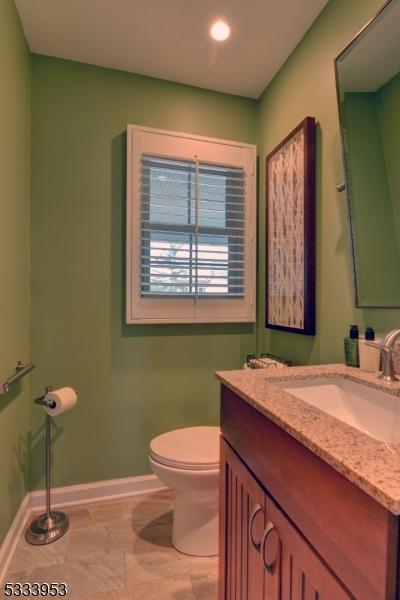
[265,117,316,335]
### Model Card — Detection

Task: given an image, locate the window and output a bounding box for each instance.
[126,125,256,323]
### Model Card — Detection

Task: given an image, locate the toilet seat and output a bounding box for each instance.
[149,426,220,471]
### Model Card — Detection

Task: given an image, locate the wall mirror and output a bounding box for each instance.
[335,0,400,307]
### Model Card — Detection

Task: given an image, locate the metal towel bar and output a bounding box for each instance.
[0,361,35,395]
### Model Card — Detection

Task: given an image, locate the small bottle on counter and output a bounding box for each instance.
[344,325,360,367]
[359,326,380,373]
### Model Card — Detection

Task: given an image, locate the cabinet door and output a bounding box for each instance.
[220,438,280,600]
[263,493,352,600]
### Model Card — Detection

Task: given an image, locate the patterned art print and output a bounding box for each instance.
[268,130,305,328]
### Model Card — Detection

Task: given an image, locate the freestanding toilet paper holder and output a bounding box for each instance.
[25,387,69,545]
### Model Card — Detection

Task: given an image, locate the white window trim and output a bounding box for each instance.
[126,124,256,324]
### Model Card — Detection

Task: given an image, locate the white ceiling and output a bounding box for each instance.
[15,0,329,99]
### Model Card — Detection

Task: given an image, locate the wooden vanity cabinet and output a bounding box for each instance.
[220,438,351,600]
[219,385,399,600]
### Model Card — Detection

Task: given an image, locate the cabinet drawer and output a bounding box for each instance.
[221,385,398,600]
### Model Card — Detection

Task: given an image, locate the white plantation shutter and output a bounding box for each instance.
[140,155,246,298]
[126,125,256,324]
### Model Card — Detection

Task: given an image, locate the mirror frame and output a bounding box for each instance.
[334,0,399,308]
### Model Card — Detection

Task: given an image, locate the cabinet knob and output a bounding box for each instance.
[248,502,263,553]
[261,520,277,574]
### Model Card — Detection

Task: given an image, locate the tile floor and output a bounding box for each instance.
[1,491,218,599]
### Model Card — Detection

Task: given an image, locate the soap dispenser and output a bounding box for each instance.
[344,325,360,367]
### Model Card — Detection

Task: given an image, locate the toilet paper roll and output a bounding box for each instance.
[44,387,77,416]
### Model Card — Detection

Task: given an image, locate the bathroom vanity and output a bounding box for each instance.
[217,365,400,599]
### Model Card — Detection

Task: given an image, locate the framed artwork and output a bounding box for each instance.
[265,117,316,335]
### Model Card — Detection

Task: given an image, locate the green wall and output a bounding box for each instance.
[257,0,400,365]
[0,0,31,544]
[30,56,257,489]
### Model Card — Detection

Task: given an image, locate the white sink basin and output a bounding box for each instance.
[276,377,400,444]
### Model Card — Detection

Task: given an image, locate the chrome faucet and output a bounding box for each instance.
[371,329,400,382]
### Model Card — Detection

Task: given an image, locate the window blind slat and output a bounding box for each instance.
[141,221,244,234]
[142,197,242,218]
[145,261,244,268]
[142,207,246,220]
[141,191,246,201]
[141,291,245,297]
[142,176,246,190]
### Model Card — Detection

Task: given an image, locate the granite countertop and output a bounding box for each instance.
[216,364,400,514]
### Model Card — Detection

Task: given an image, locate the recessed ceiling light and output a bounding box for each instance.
[210,20,230,42]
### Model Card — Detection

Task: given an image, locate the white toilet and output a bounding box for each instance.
[149,426,220,557]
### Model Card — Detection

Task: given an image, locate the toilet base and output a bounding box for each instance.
[172,491,219,556]
[148,450,220,558]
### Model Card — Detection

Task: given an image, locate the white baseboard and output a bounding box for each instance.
[29,474,166,511]
[0,474,166,583]
[0,494,32,584]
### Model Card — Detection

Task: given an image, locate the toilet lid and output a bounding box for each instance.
[149,426,220,471]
